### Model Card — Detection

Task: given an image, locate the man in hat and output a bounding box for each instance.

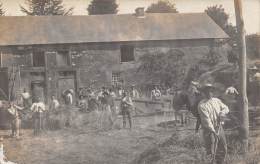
[121,91,133,129]
[130,85,140,99]
[198,83,229,164]
[7,102,24,138]
[31,97,46,135]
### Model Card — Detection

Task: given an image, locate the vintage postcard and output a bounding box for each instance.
[0,0,259,164]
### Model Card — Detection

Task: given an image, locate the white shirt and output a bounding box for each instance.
[21,92,30,99]
[7,105,23,119]
[225,86,239,95]
[151,89,161,99]
[50,99,60,110]
[67,93,73,105]
[110,92,116,98]
[198,98,229,133]
[31,102,46,113]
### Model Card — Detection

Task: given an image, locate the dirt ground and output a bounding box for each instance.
[0,113,176,164]
[1,110,260,164]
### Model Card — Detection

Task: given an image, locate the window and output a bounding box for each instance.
[56,51,70,66]
[120,45,135,62]
[112,72,122,86]
[32,51,45,67]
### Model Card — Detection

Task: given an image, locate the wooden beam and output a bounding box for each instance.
[234,0,249,153]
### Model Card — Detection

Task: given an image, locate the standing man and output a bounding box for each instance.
[31,97,46,135]
[198,84,229,164]
[121,91,133,129]
[7,102,24,138]
[130,85,140,99]
[49,95,60,112]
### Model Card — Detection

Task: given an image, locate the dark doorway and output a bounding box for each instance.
[31,81,45,103]
[0,67,9,100]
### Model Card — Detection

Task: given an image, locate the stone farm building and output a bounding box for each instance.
[0,9,228,103]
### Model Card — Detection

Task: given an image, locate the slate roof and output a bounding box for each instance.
[0,13,228,46]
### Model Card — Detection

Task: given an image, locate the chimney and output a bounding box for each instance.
[135,7,145,18]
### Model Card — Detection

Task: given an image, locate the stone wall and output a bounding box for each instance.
[72,40,229,89]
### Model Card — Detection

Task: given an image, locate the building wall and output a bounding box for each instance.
[0,39,229,101]
[72,39,229,88]
[0,48,78,103]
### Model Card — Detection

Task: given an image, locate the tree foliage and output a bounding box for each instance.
[146,0,178,13]
[205,5,238,66]
[20,0,73,16]
[0,2,5,16]
[137,49,186,88]
[87,0,118,15]
[205,5,229,29]
[246,34,260,59]
[205,5,237,44]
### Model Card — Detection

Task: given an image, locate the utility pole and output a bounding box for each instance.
[234,0,249,153]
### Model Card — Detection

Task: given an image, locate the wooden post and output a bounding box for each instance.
[234,0,249,153]
[44,52,49,104]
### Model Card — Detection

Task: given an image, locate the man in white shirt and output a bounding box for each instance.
[121,91,133,129]
[31,97,46,135]
[198,84,229,164]
[130,85,140,99]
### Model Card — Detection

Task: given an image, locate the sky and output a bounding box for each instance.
[1,0,260,34]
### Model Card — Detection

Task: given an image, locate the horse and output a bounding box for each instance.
[172,88,203,129]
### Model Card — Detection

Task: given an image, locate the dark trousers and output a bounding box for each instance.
[33,112,44,135]
[203,126,227,164]
[11,118,21,137]
[122,108,132,128]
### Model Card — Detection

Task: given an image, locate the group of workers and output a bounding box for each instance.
[1,79,242,164]
[4,88,75,138]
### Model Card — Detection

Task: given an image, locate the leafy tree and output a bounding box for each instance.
[205,5,229,29]
[246,34,260,59]
[0,2,5,16]
[20,0,73,16]
[87,0,118,15]
[205,5,237,42]
[146,0,178,13]
[137,49,186,88]
[205,5,238,66]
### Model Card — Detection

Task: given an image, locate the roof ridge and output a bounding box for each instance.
[0,12,206,18]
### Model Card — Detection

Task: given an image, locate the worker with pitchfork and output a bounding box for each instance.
[198,83,229,164]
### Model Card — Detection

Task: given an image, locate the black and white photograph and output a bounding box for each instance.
[0,0,259,163]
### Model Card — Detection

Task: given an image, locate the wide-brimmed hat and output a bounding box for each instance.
[200,83,215,92]
[191,81,200,87]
